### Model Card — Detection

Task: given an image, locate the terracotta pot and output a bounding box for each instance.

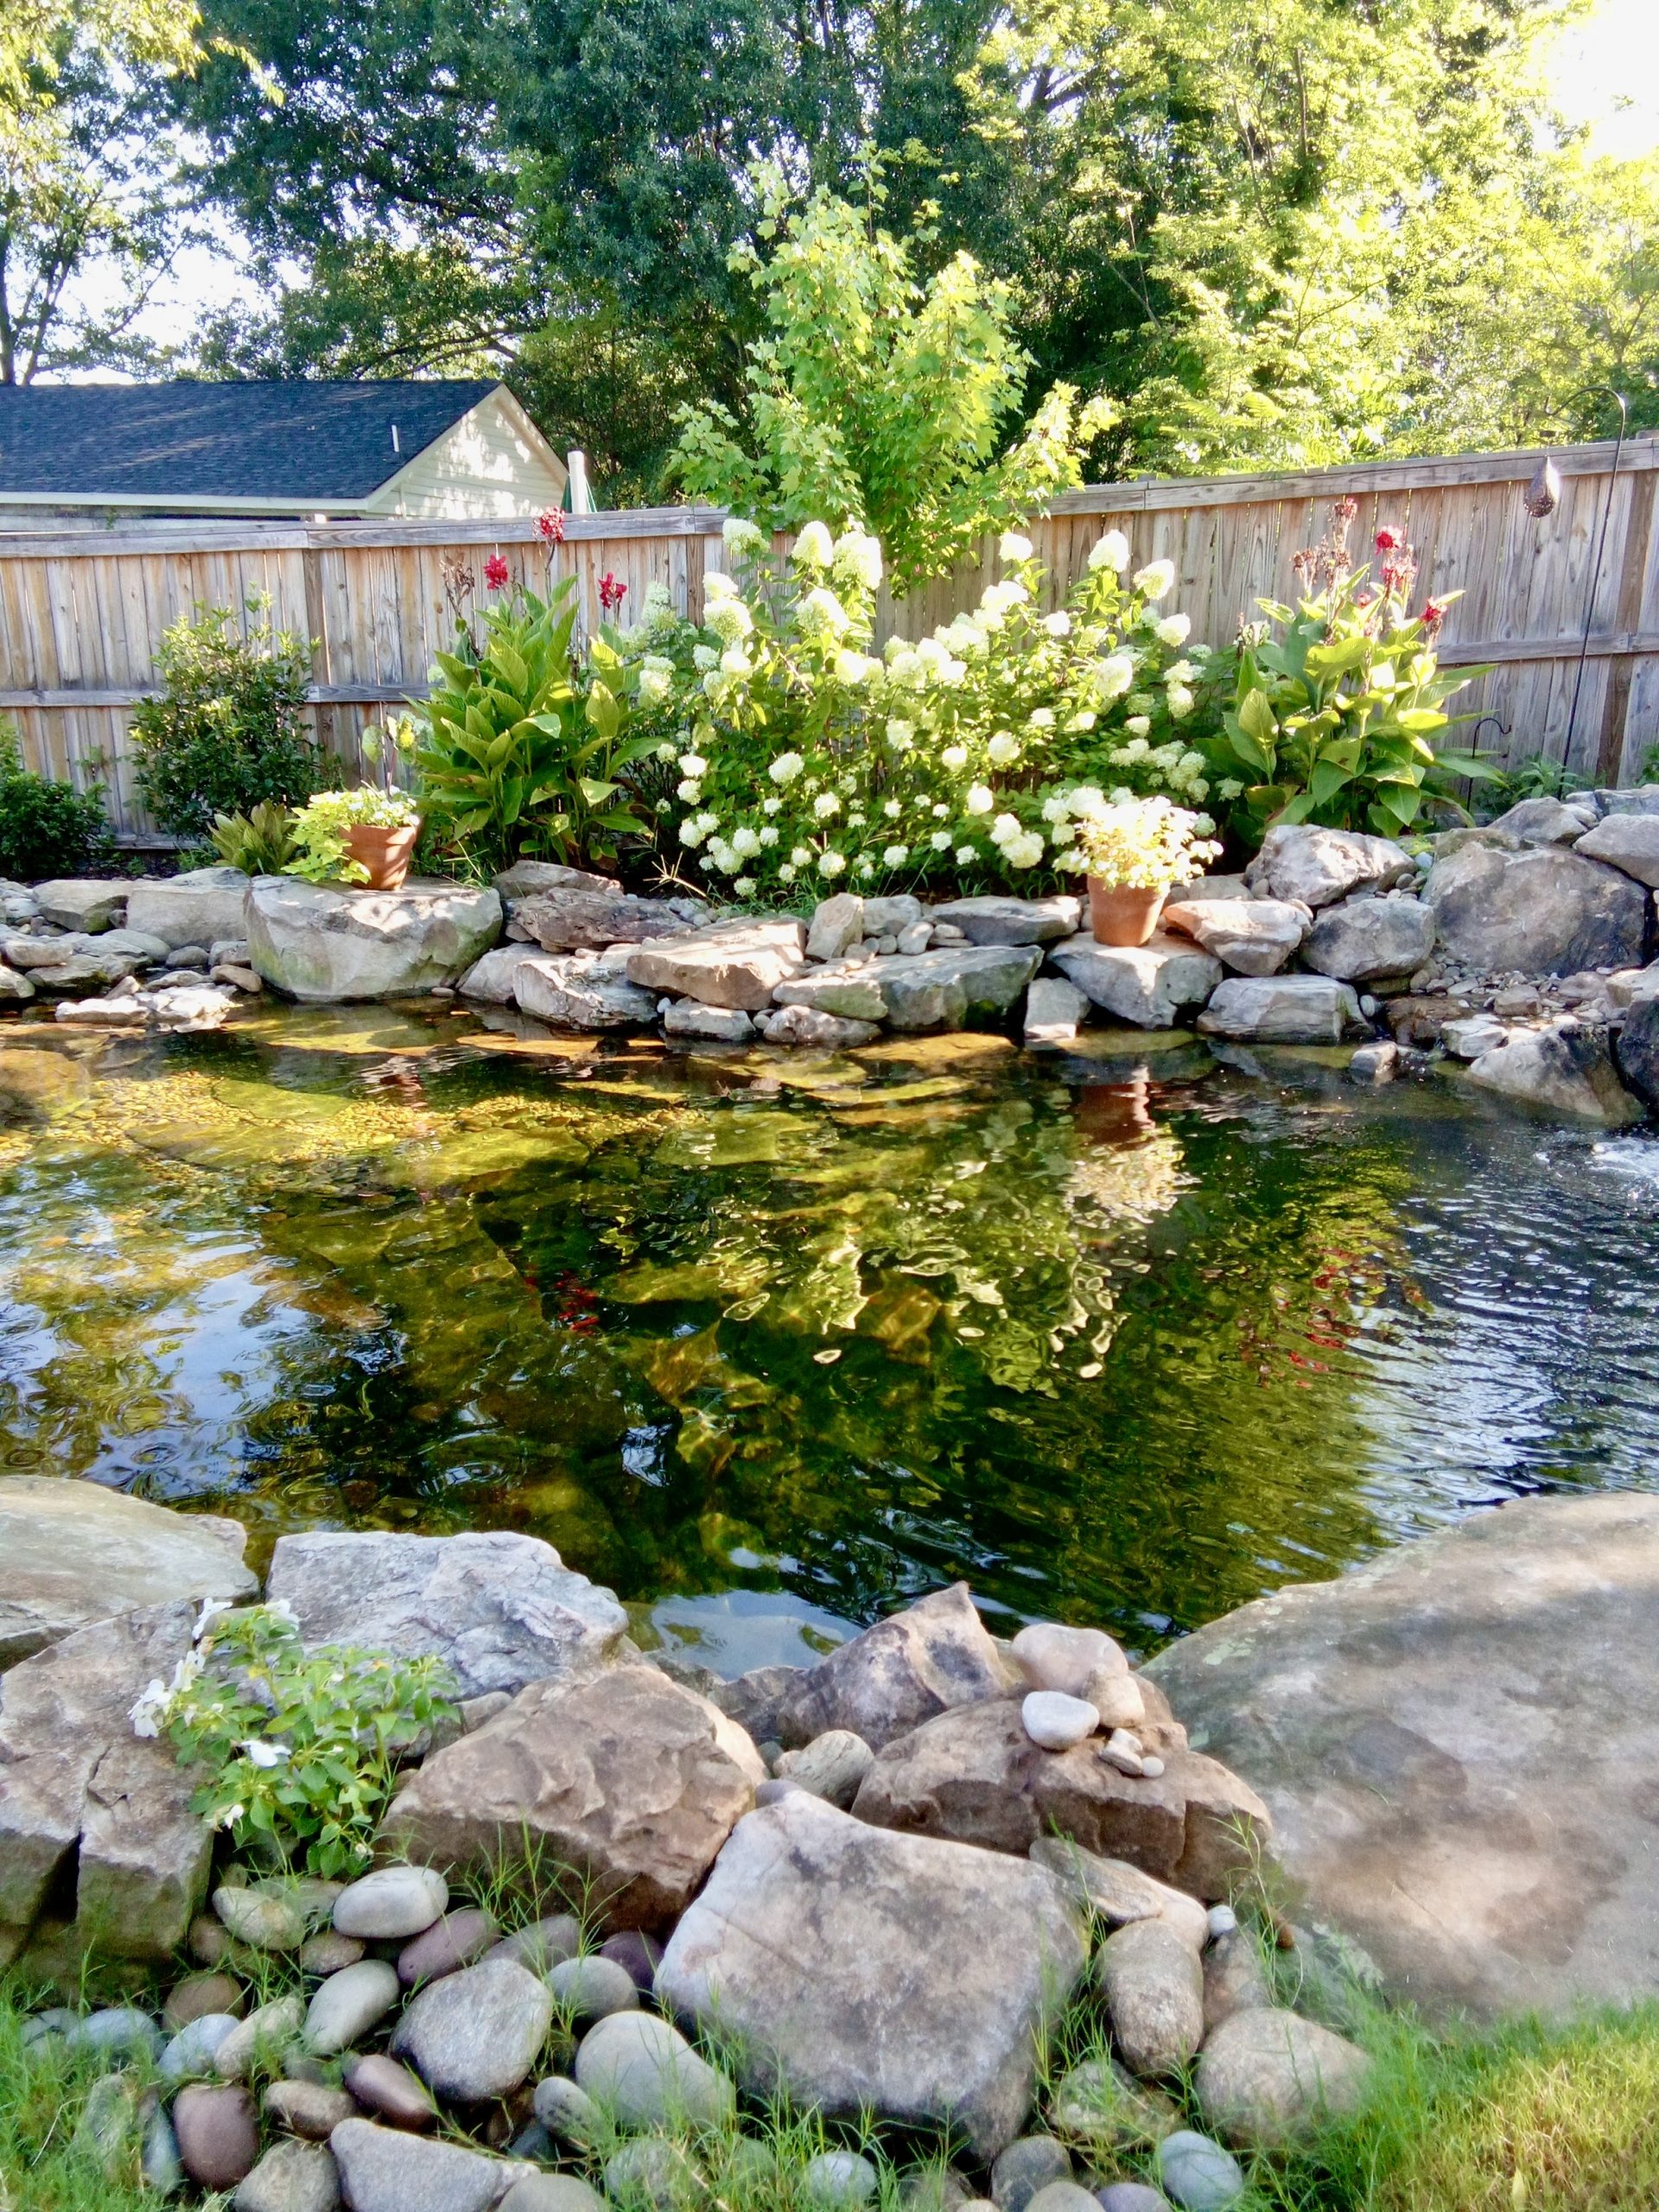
[345,821,420,891]
[1087,876,1165,947]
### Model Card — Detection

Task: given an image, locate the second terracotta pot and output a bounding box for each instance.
[345,821,420,891]
[1087,875,1165,946]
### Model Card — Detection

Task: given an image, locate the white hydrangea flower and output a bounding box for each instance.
[979,578,1030,619]
[1124,716,1152,738]
[956,844,977,867]
[813,791,842,820]
[1053,846,1085,872]
[1155,613,1192,647]
[817,849,847,878]
[931,830,952,851]
[835,649,877,685]
[719,645,753,677]
[1134,558,1176,601]
[762,795,783,815]
[931,802,950,818]
[801,586,852,638]
[678,751,708,776]
[855,855,876,878]
[988,812,1022,849]
[779,862,798,883]
[708,839,738,872]
[702,569,737,602]
[678,819,708,848]
[887,648,924,685]
[792,520,835,568]
[1041,792,1071,823]
[758,824,779,847]
[1065,711,1096,732]
[999,531,1034,563]
[1006,830,1045,868]
[883,843,909,867]
[721,516,766,556]
[1027,707,1055,729]
[1096,653,1135,699]
[987,732,1020,766]
[769,752,804,785]
[709,597,753,643]
[691,644,718,671]
[656,739,680,761]
[1088,529,1130,573]
[832,529,884,590]
[1042,611,1071,638]
[941,744,968,771]
[734,874,757,896]
[732,825,761,858]
[791,845,814,867]
[1217,777,1245,802]
[883,798,903,818]
[1167,683,1195,719]
[1164,658,1196,683]
[638,665,672,705]
[886,718,915,752]
[847,811,866,830]
[676,779,702,804]
[965,785,995,816]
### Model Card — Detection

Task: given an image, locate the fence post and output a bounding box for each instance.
[1595,467,1657,786]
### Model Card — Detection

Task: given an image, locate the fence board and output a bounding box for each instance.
[3,448,1657,836]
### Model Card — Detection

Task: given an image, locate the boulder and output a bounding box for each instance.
[1202,1927,1273,2033]
[1147,1492,1659,2020]
[772,1582,1016,1751]
[245,877,503,1002]
[1011,1622,1128,1696]
[1047,933,1222,1029]
[925,896,1081,947]
[33,880,125,932]
[862,894,924,935]
[1198,976,1363,1045]
[627,919,807,1010]
[1023,976,1090,1045]
[1244,827,1412,909]
[126,868,251,950]
[1096,1919,1205,2078]
[1594,783,1659,817]
[773,1730,876,1808]
[1027,1838,1208,1952]
[1167,874,1250,902]
[327,2120,509,2212]
[391,1956,554,2102]
[516,887,702,952]
[0,1475,255,1667]
[514,949,659,1030]
[654,1791,1087,2162]
[806,893,864,961]
[871,943,1043,1029]
[1421,844,1647,976]
[265,1529,628,1701]
[378,1664,764,1932]
[0,963,34,1001]
[1464,1022,1643,1126]
[849,1696,1269,1897]
[1485,798,1592,846]
[771,965,890,1021]
[0,1599,212,1967]
[1615,993,1659,1107]
[1573,812,1659,887]
[1160,899,1306,978]
[454,945,543,1005]
[1440,1014,1510,1060]
[1300,894,1434,982]
[1192,2008,1370,2149]
[493,861,621,902]
[761,1003,882,1048]
[663,998,753,1042]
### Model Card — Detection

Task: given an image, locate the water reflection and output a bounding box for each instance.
[2,1010,1657,1656]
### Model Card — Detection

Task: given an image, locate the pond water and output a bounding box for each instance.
[3,1004,1658,1674]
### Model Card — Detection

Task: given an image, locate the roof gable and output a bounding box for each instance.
[0,380,503,503]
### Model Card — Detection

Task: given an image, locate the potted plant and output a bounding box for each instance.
[1068,791,1222,945]
[284,788,423,890]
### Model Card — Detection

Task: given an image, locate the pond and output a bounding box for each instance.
[3,1004,1658,1675]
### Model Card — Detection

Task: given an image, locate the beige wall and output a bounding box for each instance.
[370,391,569,521]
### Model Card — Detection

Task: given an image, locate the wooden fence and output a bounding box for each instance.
[3,438,1657,839]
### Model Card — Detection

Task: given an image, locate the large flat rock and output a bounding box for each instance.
[655,1792,1088,2159]
[1147,1494,1659,2021]
[245,877,502,1002]
[0,1476,256,1668]
[126,868,251,950]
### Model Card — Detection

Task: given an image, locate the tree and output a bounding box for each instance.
[671,160,1114,589]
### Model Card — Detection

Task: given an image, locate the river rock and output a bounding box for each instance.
[655,1791,1086,2161]
[1154,2132,1244,2212]
[548,1953,639,2022]
[341,2053,436,2129]
[1300,893,1434,982]
[234,2137,341,2212]
[1160,899,1306,977]
[1022,1692,1099,1751]
[1148,1491,1659,2019]
[627,918,806,1009]
[303,1961,401,2056]
[872,943,1044,1028]
[491,1912,582,1975]
[1011,1623,1127,1697]
[215,1994,306,2081]
[1573,811,1659,886]
[531,2074,603,2145]
[1046,932,1222,1028]
[454,944,544,1004]
[573,2008,734,2127]
[772,1581,1015,1751]
[1050,2057,1178,2151]
[850,1696,1269,1897]
[990,2135,1072,2212]
[1615,992,1659,1106]
[0,1598,213,1967]
[0,1474,255,1667]
[69,2073,143,2176]
[773,1729,876,1807]
[160,2010,241,2082]
[1440,1014,1509,1059]
[1244,827,1412,908]
[397,1907,499,1987]
[379,1663,764,1932]
[245,876,503,1001]
[663,996,754,1041]
[1486,797,1592,846]
[513,950,660,1030]
[927,896,1081,947]
[1421,842,1647,975]
[1027,1838,1208,1952]
[165,1971,245,2031]
[126,868,250,950]
[1203,1928,1273,2032]
[499,2178,606,2212]
[761,1001,882,1047]
[33,879,126,931]
[802,2151,880,2208]
[770,963,890,1020]
[806,893,864,960]
[599,1928,663,1992]
[1198,976,1363,1045]
[1023,976,1090,1044]
[1193,2008,1370,2147]
[603,2137,702,2210]
[391,1955,554,2102]
[1097,1919,1204,2078]
[174,2082,258,2190]
[215,1884,308,1951]
[334,1865,449,1941]
[1464,1022,1643,1125]
[143,2100,185,2193]
[263,2080,358,2139]
[1096,2188,1174,2212]
[267,1529,628,1701]
[517,887,700,951]
[327,2119,510,2212]
[67,2006,165,2063]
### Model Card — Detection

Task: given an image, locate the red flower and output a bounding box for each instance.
[484,554,510,591]
[1421,600,1447,632]
[598,571,626,613]
[1375,525,1402,553]
[537,509,565,544]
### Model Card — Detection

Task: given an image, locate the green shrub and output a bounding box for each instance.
[209,799,301,874]
[135,1600,457,1877]
[0,721,115,880]
[130,598,321,839]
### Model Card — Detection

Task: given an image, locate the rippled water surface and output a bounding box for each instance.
[3,1004,1657,1669]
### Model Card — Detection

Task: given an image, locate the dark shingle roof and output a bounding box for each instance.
[0,379,502,503]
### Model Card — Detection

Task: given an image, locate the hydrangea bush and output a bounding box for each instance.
[623,515,1224,900]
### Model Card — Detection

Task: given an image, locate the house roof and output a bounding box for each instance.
[0,379,504,505]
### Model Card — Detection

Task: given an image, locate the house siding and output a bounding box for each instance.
[369,392,568,520]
